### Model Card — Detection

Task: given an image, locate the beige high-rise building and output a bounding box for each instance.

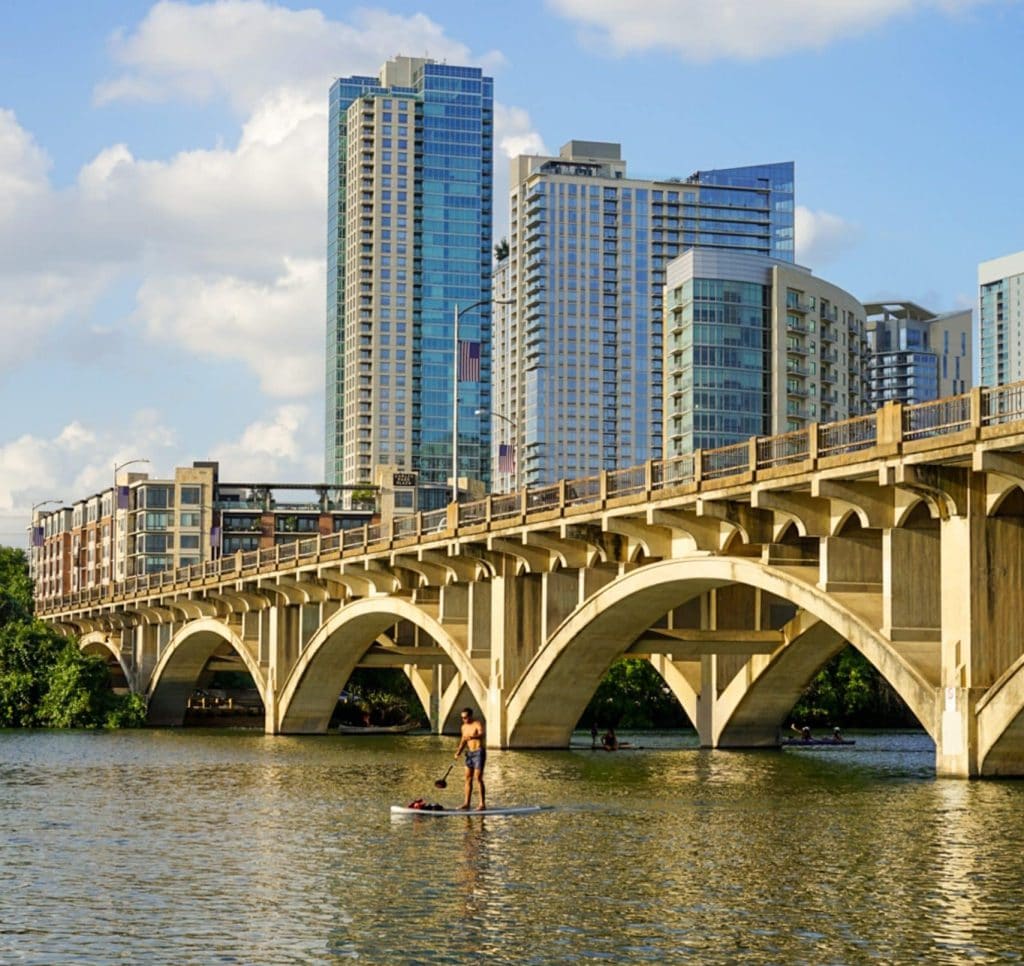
[664,250,869,456]
[979,249,1024,387]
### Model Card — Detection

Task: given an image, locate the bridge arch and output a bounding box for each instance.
[505,556,937,748]
[147,618,269,726]
[79,631,131,690]
[276,596,486,734]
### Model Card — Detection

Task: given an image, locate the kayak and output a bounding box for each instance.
[390,804,547,817]
[781,738,856,747]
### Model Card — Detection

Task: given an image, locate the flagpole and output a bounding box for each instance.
[451,296,514,506]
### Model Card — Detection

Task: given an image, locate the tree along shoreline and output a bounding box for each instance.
[0,548,146,728]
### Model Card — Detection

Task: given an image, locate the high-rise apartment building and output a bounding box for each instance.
[864,301,972,407]
[326,56,494,509]
[664,251,869,455]
[979,250,1024,387]
[492,141,793,490]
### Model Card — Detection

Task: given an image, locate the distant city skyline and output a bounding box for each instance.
[2,0,1023,545]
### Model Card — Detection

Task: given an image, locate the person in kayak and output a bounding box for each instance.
[454,707,486,810]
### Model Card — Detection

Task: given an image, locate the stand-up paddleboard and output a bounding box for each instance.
[390,804,547,817]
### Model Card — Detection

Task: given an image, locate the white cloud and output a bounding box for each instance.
[495,105,550,160]
[0,413,179,547]
[548,0,995,60]
[137,257,325,397]
[0,3,542,387]
[0,2,546,544]
[795,205,859,267]
[95,1,483,112]
[208,404,323,480]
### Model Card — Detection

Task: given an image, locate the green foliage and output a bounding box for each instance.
[0,621,69,725]
[333,668,427,727]
[579,658,690,730]
[0,550,146,729]
[494,237,509,261]
[0,547,34,625]
[792,646,916,727]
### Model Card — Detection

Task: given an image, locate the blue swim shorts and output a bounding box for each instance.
[464,748,486,771]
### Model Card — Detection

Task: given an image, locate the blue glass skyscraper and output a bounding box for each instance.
[326,57,493,508]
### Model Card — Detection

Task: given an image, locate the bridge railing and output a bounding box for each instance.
[903,393,972,440]
[567,476,601,507]
[42,377,1024,616]
[817,413,877,457]
[652,454,695,489]
[983,383,1024,425]
[607,465,647,498]
[702,441,750,480]
[757,428,810,468]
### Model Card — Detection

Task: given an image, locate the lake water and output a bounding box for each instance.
[2,728,1023,964]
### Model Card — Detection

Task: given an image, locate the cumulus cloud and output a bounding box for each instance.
[795,205,859,267]
[0,1,547,544]
[547,0,996,61]
[0,2,542,386]
[208,404,323,480]
[95,0,488,112]
[0,413,179,547]
[137,257,325,397]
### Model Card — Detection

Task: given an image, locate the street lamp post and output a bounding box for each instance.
[452,297,515,504]
[474,407,520,493]
[112,458,150,587]
[29,499,63,578]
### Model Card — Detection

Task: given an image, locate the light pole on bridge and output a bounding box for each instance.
[474,407,521,493]
[112,458,150,587]
[452,297,515,504]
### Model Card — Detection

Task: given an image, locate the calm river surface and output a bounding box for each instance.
[2,728,1023,964]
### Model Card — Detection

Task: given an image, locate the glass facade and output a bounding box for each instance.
[668,279,771,450]
[687,162,795,261]
[865,302,971,405]
[501,148,794,487]
[326,59,493,509]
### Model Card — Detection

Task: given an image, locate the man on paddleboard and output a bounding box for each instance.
[453,707,486,810]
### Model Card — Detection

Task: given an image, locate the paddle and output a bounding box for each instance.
[434,763,455,789]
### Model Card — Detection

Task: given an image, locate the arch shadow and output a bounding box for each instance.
[147,618,269,727]
[276,596,485,734]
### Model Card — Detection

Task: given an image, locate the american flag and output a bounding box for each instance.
[498,443,515,476]
[458,339,481,382]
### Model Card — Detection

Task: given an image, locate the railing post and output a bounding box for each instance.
[599,470,608,505]
[645,459,654,498]
[876,401,903,456]
[747,437,758,480]
[558,479,567,510]
[693,449,703,486]
[486,494,494,524]
[970,386,984,431]
[807,422,819,466]
[447,502,459,532]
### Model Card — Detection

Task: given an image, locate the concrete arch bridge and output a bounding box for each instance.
[38,387,1024,777]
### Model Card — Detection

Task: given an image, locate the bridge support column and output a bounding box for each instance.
[486,574,543,748]
[936,476,1024,775]
[262,605,299,735]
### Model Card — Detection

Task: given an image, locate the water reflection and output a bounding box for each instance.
[2,729,1024,963]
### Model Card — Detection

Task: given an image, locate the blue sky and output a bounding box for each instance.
[2,0,1023,545]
